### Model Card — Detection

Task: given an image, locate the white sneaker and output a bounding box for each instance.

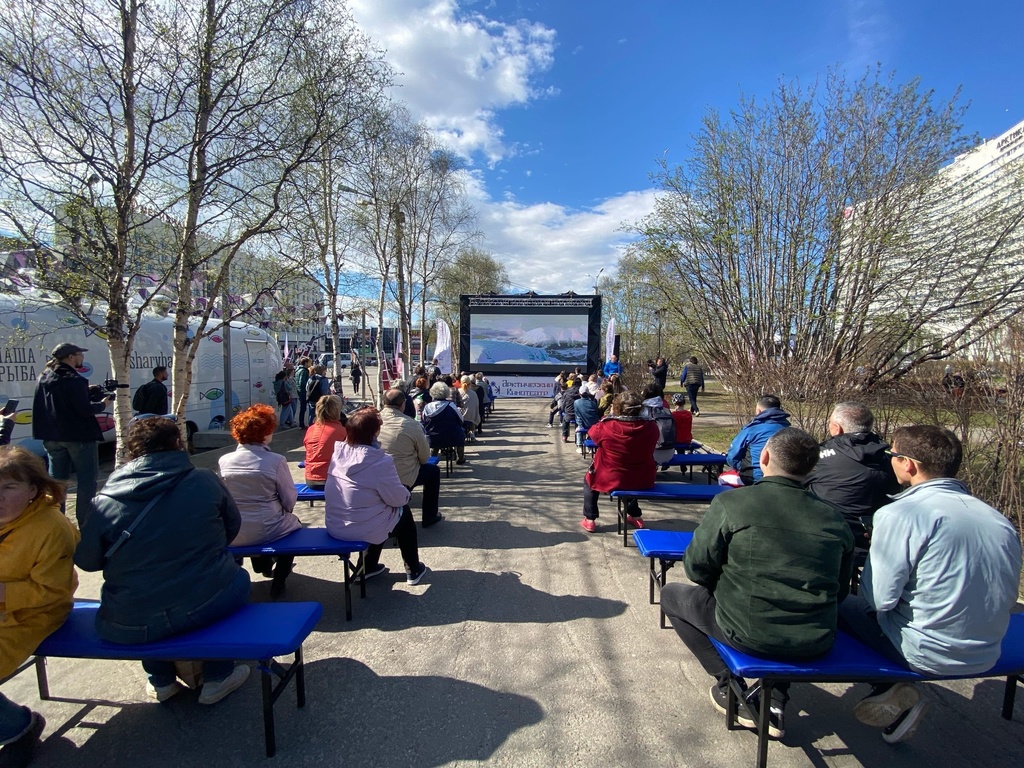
[198,664,251,705]
[146,680,184,702]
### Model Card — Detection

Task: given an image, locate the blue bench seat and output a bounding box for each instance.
[32,600,323,757]
[710,615,1024,768]
[229,527,368,621]
[633,529,694,627]
[663,452,727,480]
[609,483,729,546]
[294,483,326,505]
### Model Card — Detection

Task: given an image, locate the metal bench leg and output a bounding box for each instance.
[341,555,353,621]
[261,661,277,757]
[35,656,49,700]
[756,679,773,768]
[1003,674,1020,720]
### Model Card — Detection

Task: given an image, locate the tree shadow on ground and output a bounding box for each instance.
[33,658,542,768]
[313,569,628,633]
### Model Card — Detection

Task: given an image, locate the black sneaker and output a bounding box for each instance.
[0,711,45,768]
[709,683,755,728]
[406,562,428,585]
[422,514,444,528]
[362,563,388,580]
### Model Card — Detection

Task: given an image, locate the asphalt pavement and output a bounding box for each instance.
[3,398,1022,767]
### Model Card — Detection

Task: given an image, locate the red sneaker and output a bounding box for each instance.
[580,518,597,532]
[626,515,644,529]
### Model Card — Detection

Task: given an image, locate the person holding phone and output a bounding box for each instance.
[31,344,113,524]
[0,399,17,446]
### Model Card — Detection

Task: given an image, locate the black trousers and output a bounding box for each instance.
[364,506,419,573]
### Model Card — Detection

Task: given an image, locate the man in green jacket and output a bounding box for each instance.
[661,427,854,738]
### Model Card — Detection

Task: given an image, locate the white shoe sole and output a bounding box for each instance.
[854,683,920,727]
[198,665,251,705]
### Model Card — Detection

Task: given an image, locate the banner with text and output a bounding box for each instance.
[488,375,555,399]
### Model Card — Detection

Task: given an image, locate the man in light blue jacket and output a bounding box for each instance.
[839,425,1022,744]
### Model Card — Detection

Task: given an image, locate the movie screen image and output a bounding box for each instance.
[469,312,589,366]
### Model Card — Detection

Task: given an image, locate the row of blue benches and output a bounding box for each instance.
[632,528,1024,768]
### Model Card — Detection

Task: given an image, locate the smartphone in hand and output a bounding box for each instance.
[2,399,18,416]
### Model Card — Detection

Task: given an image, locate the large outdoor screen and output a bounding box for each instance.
[459,294,601,375]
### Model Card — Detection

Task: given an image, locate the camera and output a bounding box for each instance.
[103,378,130,392]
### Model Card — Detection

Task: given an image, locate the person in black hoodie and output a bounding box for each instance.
[806,402,900,548]
[560,379,582,443]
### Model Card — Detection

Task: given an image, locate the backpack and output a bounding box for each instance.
[306,374,325,405]
[647,405,677,452]
[276,386,291,405]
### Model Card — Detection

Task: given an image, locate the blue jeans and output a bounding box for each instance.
[685,384,701,413]
[297,393,308,428]
[279,401,296,427]
[43,440,99,525]
[0,693,32,744]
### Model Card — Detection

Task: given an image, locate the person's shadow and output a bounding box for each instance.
[33,658,543,767]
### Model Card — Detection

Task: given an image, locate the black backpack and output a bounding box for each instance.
[647,405,677,451]
[306,374,325,405]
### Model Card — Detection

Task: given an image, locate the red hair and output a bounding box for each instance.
[230,403,277,444]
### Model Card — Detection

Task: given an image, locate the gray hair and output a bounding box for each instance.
[831,401,874,433]
[429,382,451,400]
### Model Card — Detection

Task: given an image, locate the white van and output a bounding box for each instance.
[0,293,282,450]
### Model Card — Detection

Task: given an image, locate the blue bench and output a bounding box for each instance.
[711,615,1024,768]
[663,452,727,480]
[633,529,695,628]
[30,600,323,757]
[294,483,326,505]
[229,527,368,620]
[609,483,729,546]
[676,441,704,453]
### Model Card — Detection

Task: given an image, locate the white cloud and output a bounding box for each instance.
[462,173,658,294]
[842,0,892,69]
[348,0,556,165]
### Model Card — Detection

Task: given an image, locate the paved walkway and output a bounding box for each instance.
[4,399,1022,766]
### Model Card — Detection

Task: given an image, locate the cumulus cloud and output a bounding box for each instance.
[462,174,659,294]
[348,0,556,165]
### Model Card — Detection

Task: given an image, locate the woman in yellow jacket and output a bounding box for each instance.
[0,446,79,766]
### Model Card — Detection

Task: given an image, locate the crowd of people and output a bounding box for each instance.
[2,342,1021,764]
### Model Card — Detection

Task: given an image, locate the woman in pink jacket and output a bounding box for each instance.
[324,408,427,585]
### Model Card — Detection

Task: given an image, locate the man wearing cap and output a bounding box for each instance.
[32,343,112,524]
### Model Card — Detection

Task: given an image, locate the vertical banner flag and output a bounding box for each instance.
[395,330,405,381]
[283,332,290,362]
[433,319,453,375]
[605,318,616,364]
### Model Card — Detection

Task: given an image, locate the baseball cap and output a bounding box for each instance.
[51,343,87,359]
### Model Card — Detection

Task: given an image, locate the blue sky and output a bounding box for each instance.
[350,0,1024,295]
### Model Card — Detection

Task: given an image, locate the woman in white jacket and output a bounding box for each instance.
[324,407,428,585]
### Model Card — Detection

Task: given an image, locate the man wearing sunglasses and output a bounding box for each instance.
[839,425,1022,744]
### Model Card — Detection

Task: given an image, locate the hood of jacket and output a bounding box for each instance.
[422,399,457,418]
[99,450,196,503]
[641,396,665,410]
[330,442,393,480]
[820,431,890,467]
[748,407,790,427]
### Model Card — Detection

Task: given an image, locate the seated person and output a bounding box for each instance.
[724,394,790,484]
[303,395,349,489]
[839,425,1022,743]
[640,383,676,466]
[409,377,432,421]
[0,447,79,765]
[76,417,252,705]
[574,387,600,451]
[596,380,615,417]
[662,428,854,738]
[670,393,694,444]
[218,404,300,599]
[805,401,899,549]
[459,375,481,438]
[324,408,428,585]
[580,392,659,533]
[378,389,443,528]
[420,383,467,465]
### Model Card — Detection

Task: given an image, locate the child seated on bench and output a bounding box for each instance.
[0,447,79,765]
[76,417,252,705]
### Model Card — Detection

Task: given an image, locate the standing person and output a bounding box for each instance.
[131,366,169,415]
[303,396,348,490]
[76,417,252,705]
[294,358,311,429]
[580,392,659,533]
[218,404,300,599]
[725,395,790,484]
[305,365,330,422]
[602,354,622,378]
[349,354,363,397]
[324,408,428,584]
[272,368,296,429]
[0,446,79,767]
[662,428,854,738]
[839,425,1022,743]
[31,343,113,524]
[680,356,705,416]
[650,357,668,390]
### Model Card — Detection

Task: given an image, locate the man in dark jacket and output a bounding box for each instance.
[724,395,791,484]
[806,402,899,548]
[649,357,668,389]
[661,428,854,738]
[559,380,582,443]
[131,366,169,415]
[32,343,112,523]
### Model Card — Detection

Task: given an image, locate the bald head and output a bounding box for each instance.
[383,388,406,408]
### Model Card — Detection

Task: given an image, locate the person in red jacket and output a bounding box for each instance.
[580,391,659,533]
[670,393,694,444]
